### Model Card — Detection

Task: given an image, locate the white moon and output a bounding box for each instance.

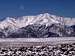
[19,5,25,10]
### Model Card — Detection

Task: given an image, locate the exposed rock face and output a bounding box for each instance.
[0,13,75,38]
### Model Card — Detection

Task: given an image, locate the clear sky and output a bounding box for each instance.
[0,0,75,19]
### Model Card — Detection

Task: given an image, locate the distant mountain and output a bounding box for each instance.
[0,13,75,38]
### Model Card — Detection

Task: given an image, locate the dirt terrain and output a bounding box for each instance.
[0,37,75,48]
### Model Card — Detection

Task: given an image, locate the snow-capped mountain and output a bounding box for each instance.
[0,13,62,29]
[0,13,75,30]
[0,13,75,38]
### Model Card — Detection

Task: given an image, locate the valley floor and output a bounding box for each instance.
[0,37,75,47]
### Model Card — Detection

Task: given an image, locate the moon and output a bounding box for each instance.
[19,5,25,10]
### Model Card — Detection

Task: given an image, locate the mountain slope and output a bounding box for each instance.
[0,13,75,38]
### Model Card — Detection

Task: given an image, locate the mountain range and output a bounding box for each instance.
[0,13,75,38]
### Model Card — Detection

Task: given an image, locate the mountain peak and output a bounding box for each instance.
[0,13,74,30]
[0,13,75,38]
[43,13,50,16]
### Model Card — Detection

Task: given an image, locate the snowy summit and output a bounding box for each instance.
[0,13,75,38]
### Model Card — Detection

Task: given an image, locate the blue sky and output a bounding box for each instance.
[0,0,75,19]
